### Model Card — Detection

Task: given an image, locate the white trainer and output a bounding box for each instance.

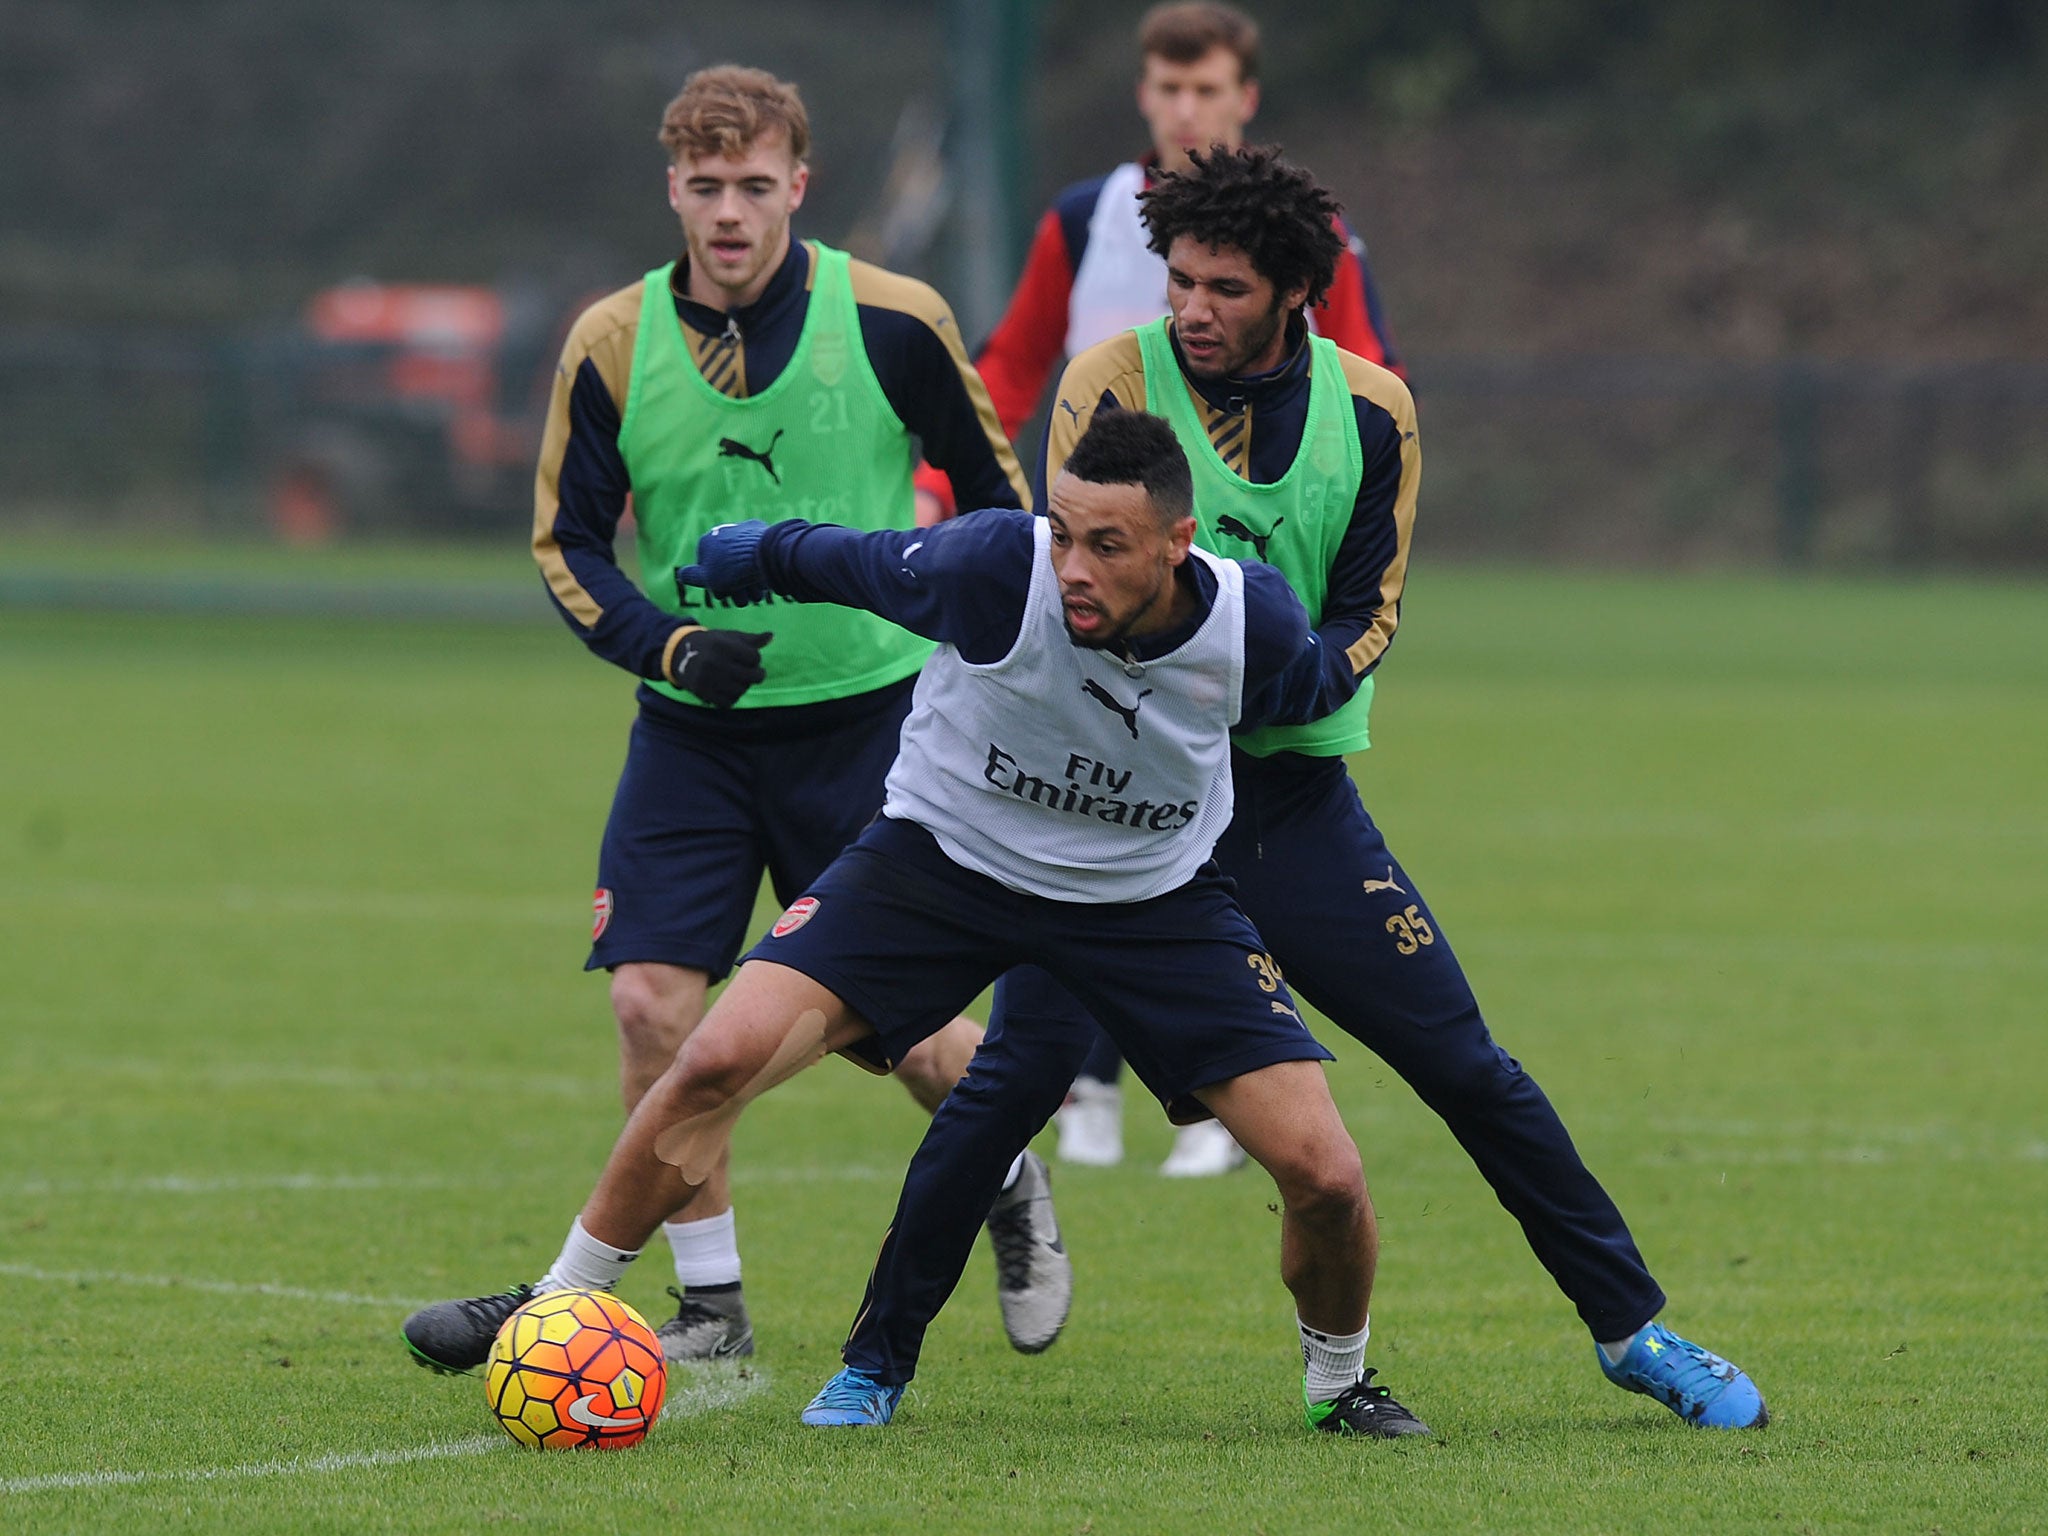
[985,1151,1072,1353]
[1160,1119,1247,1178]
[1054,1076,1123,1166]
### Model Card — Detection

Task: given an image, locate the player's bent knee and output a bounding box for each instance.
[891,1034,944,1086]
[1269,1140,1366,1224]
[611,967,708,1057]
[891,1019,978,1105]
[666,1029,765,1105]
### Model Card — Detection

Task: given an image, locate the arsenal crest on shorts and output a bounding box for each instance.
[771,896,820,938]
[592,887,614,941]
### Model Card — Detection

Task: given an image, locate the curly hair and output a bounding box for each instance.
[1139,144,1344,309]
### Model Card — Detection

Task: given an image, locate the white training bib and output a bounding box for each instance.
[885,519,1245,903]
[1066,163,1169,359]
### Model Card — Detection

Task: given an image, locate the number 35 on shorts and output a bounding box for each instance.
[1385,904,1436,955]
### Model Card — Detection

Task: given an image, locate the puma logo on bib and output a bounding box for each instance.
[717,430,785,484]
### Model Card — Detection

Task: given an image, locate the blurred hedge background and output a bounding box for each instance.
[3,0,2044,565]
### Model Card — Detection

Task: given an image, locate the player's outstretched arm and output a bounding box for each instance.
[678,512,1035,662]
[676,520,774,604]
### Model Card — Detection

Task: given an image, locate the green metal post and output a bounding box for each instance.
[944,0,1037,343]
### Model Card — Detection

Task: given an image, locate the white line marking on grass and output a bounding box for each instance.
[1639,1142,2048,1167]
[1472,929,2048,972]
[0,1367,772,1495]
[0,1165,895,1200]
[1629,1121,2048,1167]
[0,1436,504,1494]
[1659,1117,2017,1144]
[1466,808,2048,846]
[660,1362,774,1419]
[0,1263,432,1310]
[86,1060,615,1100]
[0,880,569,928]
[0,1172,482,1197]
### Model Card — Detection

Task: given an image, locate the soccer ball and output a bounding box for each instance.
[483,1288,667,1449]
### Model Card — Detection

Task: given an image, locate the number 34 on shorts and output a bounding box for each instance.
[1243,951,1307,1024]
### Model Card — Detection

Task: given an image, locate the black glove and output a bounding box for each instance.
[669,627,772,708]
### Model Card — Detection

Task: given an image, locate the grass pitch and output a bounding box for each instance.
[1,561,2043,1533]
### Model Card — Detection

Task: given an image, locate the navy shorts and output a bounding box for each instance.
[587,681,916,979]
[744,816,1333,1118]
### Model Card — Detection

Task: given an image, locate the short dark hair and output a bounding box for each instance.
[1062,408,1193,527]
[1139,3,1260,82]
[1140,144,1345,310]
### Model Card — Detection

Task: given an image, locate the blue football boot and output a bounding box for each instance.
[801,1367,905,1427]
[1599,1321,1768,1428]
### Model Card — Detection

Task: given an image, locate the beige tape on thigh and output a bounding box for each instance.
[652,1008,831,1184]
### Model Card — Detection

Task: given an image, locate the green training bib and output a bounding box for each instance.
[1134,319,1373,757]
[618,242,932,708]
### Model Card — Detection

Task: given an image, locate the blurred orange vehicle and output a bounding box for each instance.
[267,280,588,541]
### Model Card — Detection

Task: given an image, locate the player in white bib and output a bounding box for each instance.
[822,143,1767,1439]
[922,3,1408,1178]
[419,409,1426,1438]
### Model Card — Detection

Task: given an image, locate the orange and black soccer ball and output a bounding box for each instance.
[483,1288,667,1449]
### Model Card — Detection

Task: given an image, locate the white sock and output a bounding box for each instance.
[535,1217,640,1294]
[1599,1326,1646,1365]
[665,1208,742,1288]
[1300,1315,1370,1403]
[1000,1152,1026,1193]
